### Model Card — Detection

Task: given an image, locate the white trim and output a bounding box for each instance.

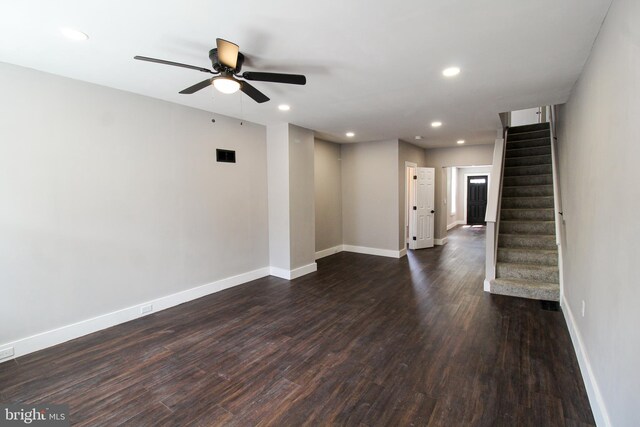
[561,296,611,427]
[290,263,318,279]
[434,237,447,246]
[0,267,270,362]
[447,220,464,230]
[269,263,318,280]
[405,162,418,251]
[269,266,291,279]
[315,245,344,260]
[343,245,404,258]
[484,279,491,292]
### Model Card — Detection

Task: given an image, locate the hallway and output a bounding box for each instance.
[0,227,593,426]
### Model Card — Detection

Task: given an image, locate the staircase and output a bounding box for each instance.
[491,122,560,301]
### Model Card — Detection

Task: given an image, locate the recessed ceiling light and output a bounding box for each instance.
[442,67,461,77]
[415,136,423,140]
[60,27,89,41]
[346,132,355,137]
[457,140,465,144]
[278,104,290,111]
[431,121,442,128]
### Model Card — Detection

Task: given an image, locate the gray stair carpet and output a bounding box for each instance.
[492,122,560,301]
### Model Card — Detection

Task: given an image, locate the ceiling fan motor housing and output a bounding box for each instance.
[209,48,245,73]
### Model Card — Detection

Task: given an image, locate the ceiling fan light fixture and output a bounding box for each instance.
[278,104,291,111]
[213,77,241,94]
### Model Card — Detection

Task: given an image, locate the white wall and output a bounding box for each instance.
[0,63,269,348]
[556,0,640,425]
[510,107,540,126]
[341,140,399,252]
[314,139,343,252]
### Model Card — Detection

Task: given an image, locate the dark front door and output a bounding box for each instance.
[467,176,488,225]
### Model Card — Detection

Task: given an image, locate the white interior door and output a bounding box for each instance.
[413,167,435,249]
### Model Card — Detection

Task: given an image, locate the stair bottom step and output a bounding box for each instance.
[491,278,559,301]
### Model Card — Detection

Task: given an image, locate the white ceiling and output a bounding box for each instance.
[0,0,611,147]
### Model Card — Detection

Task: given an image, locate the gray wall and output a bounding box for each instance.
[425,144,494,239]
[398,140,426,249]
[314,139,343,252]
[341,140,399,251]
[556,0,640,424]
[288,125,315,269]
[267,123,291,269]
[0,62,269,345]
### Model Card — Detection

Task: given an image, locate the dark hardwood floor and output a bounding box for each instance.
[0,226,594,426]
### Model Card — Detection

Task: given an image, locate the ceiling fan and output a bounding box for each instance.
[134,38,306,103]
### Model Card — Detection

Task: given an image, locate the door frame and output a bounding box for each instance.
[463,172,490,225]
[405,162,418,248]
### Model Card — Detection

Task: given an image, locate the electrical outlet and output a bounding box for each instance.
[581,300,586,317]
[140,304,153,315]
[0,347,15,360]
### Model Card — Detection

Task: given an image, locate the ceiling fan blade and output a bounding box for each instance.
[134,56,214,74]
[242,71,306,85]
[179,79,213,94]
[240,81,270,103]
[216,38,239,69]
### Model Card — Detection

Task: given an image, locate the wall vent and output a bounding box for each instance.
[216,149,236,163]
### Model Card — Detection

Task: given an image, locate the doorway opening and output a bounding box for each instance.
[445,166,491,232]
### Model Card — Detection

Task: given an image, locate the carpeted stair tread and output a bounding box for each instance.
[500,220,555,235]
[501,196,554,209]
[503,164,553,176]
[508,123,550,134]
[496,262,559,282]
[498,247,558,266]
[503,174,553,186]
[506,137,552,150]
[505,154,552,167]
[498,233,557,250]
[491,278,559,301]
[505,145,551,158]
[501,208,555,221]
[507,130,550,142]
[502,184,554,197]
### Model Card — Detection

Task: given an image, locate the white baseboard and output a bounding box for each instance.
[483,279,491,292]
[342,245,404,259]
[0,267,270,362]
[434,237,448,246]
[447,220,464,231]
[269,262,318,280]
[561,296,611,427]
[315,245,344,260]
[399,248,407,258]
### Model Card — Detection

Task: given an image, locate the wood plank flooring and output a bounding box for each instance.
[0,226,594,426]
